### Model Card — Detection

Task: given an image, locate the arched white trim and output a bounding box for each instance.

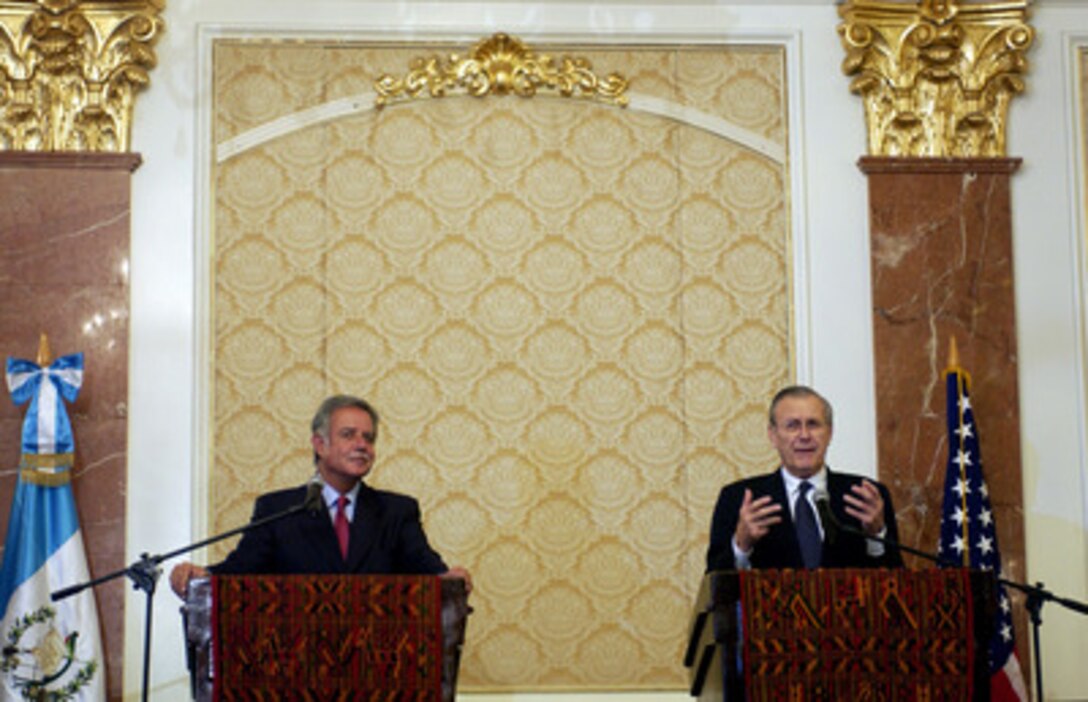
[215,91,787,164]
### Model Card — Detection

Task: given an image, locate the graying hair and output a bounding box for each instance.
[768,385,833,428]
[311,395,380,463]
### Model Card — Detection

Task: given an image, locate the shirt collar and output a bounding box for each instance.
[321,480,361,509]
[779,465,828,497]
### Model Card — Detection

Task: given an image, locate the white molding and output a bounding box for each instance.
[192,21,806,47]
[1062,30,1088,577]
[782,28,813,384]
[191,24,219,552]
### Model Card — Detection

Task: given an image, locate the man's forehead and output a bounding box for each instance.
[773,396,826,421]
[330,406,374,430]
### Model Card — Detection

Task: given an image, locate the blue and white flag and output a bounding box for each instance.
[938,365,1028,702]
[0,353,105,701]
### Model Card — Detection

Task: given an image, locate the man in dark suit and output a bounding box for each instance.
[706,385,903,571]
[170,395,470,596]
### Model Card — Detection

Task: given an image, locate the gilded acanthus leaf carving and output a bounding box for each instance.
[0,0,165,152]
[375,33,629,108]
[838,0,1033,157]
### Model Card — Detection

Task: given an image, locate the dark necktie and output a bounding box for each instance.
[794,480,822,568]
[335,495,350,559]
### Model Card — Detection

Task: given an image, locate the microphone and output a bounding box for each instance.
[812,488,839,545]
[302,475,325,514]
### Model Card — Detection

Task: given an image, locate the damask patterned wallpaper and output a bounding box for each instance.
[211,39,791,690]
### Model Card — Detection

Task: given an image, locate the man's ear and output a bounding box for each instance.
[311,432,326,458]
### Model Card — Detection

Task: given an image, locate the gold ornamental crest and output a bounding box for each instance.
[375,33,629,108]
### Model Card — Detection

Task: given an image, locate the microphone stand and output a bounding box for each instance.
[50,486,322,702]
[991,574,1088,702]
[822,508,1088,702]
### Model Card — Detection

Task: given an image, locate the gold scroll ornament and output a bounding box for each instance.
[0,0,165,152]
[838,0,1033,157]
[374,32,628,108]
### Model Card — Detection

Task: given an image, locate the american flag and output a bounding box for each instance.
[938,366,1028,701]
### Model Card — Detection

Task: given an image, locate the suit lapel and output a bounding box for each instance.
[344,484,378,572]
[767,472,792,529]
[826,468,857,528]
[295,497,343,570]
[762,470,804,567]
[774,472,802,547]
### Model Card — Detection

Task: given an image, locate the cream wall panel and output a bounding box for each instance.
[1009,17,1088,699]
[210,40,789,690]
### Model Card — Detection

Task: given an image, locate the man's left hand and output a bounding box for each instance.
[440,566,473,595]
[843,479,885,536]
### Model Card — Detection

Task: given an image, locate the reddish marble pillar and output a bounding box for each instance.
[0,151,139,701]
[861,155,1029,680]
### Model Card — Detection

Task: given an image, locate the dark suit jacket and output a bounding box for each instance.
[210,482,448,576]
[706,467,904,571]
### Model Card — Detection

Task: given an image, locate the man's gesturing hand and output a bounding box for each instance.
[843,479,885,536]
[734,488,783,553]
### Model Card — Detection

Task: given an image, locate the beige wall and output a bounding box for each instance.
[124,2,1088,700]
[210,39,790,691]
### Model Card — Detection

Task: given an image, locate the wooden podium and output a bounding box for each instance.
[685,569,996,701]
[182,575,470,701]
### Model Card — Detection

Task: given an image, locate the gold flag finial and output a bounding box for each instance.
[948,336,960,369]
[36,332,52,366]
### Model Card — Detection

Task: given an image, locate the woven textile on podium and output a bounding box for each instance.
[740,568,975,701]
[212,575,443,701]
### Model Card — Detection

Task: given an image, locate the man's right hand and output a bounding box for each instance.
[734,488,783,553]
[169,562,209,598]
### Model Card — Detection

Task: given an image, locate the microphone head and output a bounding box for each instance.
[812,487,831,505]
[303,475,324,513]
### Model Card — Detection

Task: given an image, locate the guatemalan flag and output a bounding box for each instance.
[0,352,105,701]
[938,362,1028,701]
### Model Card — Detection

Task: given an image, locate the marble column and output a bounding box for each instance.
[0,151,139,701]
[861,155,1028,676]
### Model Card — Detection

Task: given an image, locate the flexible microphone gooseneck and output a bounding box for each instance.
[811,488,838,545]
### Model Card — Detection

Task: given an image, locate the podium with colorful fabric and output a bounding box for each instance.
[685,568,996,701]
[182,574,470,701]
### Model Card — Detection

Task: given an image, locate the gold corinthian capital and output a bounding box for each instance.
[0,0,165,152]
[838,0,1033,157]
